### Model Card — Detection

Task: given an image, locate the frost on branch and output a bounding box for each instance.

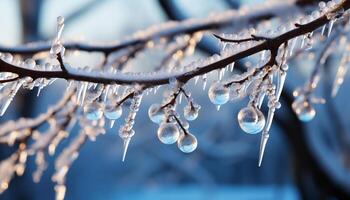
[0,0,350,199]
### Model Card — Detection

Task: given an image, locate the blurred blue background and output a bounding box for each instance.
[0,0,350,200]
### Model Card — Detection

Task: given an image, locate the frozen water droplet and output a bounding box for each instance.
[104,104,122,120]
[177,133,197,153]
[183,104,200,121]
[292,99,316,122]
[237,106,265,134]
[83,102,103,120]
[148,104,165,124]
[157,122,180,144]
[208,82,229,105]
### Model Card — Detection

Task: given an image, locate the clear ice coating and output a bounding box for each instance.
[208,82,230,106]
[237,106,265,134]
[148,104,165,124]
[157,122,180,144]
[83,102,103,121]
[292,98,316,122]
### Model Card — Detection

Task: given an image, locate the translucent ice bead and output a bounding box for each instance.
[148,104,165,124]
[183,104,200,121]
[84,102,103,120]
[237,106,265,134]
[104,103,122,120]
[292,99,316,122]
[177,133,197,153]
[157,122,180,144]
[208,82,229,105]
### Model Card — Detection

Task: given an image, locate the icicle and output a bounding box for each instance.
[260,51,266,61]
[0,80,24,116]
[202,74,207,91]
[179,93,183,104]
[37,87,43,97]
[289,38,297,57]
[258,131,269,167]
[327,20,335,38]
[217,69,221,80]
[103,85,111,102]
[230,62,235,72]
[321,25,326,36]
[194,76,199,85]
[66,81,72,92]
[203,81,207,91]
[257,92,265,109]
[332,48,349,97]
[78,82,88,105]
[276,71,287,101]
[110,120,115,128]
[300,35,306,49]
[121,137,131,162]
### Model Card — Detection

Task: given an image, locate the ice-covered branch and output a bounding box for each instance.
[0,0,301,55]
[0,1,350,199]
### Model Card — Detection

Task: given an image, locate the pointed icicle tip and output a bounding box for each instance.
[121,137,131,162]
[258,133,270,167]
[110,120,115,128]
[37,87,42,97]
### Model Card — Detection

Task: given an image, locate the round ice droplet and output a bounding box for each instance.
[148,104,165,124]
[183,104,199,121]
[292,99,315,122]
[84,102,103,120]
[157,122,180,144]
[237,106,265,134]
[208,82,229,105]
[177,133,198,153]
[104,103,122,120]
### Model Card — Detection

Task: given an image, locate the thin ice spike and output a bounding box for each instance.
[122,137,131,162]
[258,132,269,167]
[327,20,335,38]
[110,120,115,128]
[37,87,43,97]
